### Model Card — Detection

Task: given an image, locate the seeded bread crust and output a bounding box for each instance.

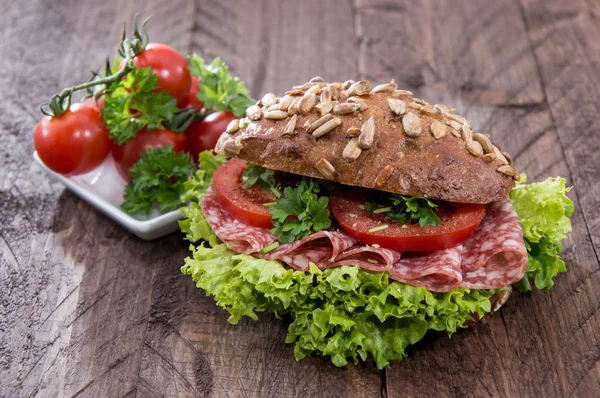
[215,79,517,204]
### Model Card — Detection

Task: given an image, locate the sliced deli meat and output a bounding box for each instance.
[460,200,528,289]
[261,231,356,271]
[329,245,401,271]
[202,187,276,254]
[390,247,463,292]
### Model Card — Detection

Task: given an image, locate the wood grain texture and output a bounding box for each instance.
[1,0,599,397]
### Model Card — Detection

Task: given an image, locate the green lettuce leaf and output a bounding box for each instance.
[181,242,500,369]
[509,176,574,291]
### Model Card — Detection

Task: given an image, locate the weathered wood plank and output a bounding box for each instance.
[354,0,599,396]
[0,0,194,396]
[135,1,382,396]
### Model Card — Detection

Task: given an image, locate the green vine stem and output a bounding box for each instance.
[41,16,150,118]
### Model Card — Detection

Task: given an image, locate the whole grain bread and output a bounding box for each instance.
[215,79,517,204]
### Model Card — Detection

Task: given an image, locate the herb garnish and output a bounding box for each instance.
[365,194,440,227]
[101,67,178,144]
[122,145,195,214]
[269,179,331,243]
[242,164,281,198]
[188,56,255,117]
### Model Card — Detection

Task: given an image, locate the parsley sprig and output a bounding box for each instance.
[242,164,282,198]
[122,145,195,214]
[188,56,255,117]
[101,68,178,144]
[270,179,331,243]
[366,194,440,227]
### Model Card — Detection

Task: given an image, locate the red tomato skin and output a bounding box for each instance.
[34,104,111,176]
[329,191,486,252]
[111,128,190,181]
[212,159,275,228]
[133,43,191,104]
[177,77,204,109]
[186,111,235,162]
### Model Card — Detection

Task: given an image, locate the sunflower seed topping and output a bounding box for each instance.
[375,165,395,186]
[299,94,317,115]
[347,97,368,111]
[330,82,344,90]
[288,97,301,115]
[502,151,514,165]
[307,114,333,133]
[446,119,463,130]
[430,120,446,139]
[222,137,243,157]
[279,95,294,111]
[371,80,398,94]
[316,101,335,116]
[409,102,423,110]
[246,105,262,121]
[466,140,483,157]
[497,165,516,177]
[283,114,298,135]
[492,286,512,312]
[285,89,305,96]
[342,80,356,89]
[305,84,321,96]
[261,93,277,109]
[343,137,362,160]
[238,118,248,129]
[303,119,311,129]
[392,89,413,97]
[358,116,375,149]
[402,112,422,137]
[267,103,282,111]
[493,146,509,165]
[310,76,325,82]
[225,119,239,134]
[347,80,373,96]
[346,127,361,137]
[387,98,408,116]
[413,98,428,105]
[434,104,451,113]
[312,117,342,138]
[461,123,473,143]
[314,158,336,180]
[473,133,493,153]
[264,110,288,120]
[482,153,496,163]
[449,128,461,138]
[333,102,361,115]
[421,104,442,116]
[320,88,332,103]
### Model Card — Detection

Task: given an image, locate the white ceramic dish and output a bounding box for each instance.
[33,151,182,240]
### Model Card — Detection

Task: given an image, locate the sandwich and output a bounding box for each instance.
[179,78,574,369]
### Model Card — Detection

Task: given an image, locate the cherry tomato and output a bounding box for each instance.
[178,77,204,109]
[112,128,190,181]
[329,190,486,251]
[132,43,191,104]
[34,104,111,176]
[212,159,276,228]
[186,111,235,162]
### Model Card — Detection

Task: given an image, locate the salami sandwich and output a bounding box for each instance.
[180,78,574,369]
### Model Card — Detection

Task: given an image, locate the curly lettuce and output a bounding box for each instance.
[510,176,574,291]
[182,238,499,369]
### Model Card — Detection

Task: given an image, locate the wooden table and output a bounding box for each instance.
[2,0,599,396]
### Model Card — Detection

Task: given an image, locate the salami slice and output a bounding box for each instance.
[460,199,527,289]
[201,187,276,254]
[329,245,401,271]
[261,231,357,271]
[390,247,463,292]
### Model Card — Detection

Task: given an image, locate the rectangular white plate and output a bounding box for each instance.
[33,151,182,240]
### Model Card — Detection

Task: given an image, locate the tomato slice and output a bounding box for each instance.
[329,190,486,251]
[213,159,276,228]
